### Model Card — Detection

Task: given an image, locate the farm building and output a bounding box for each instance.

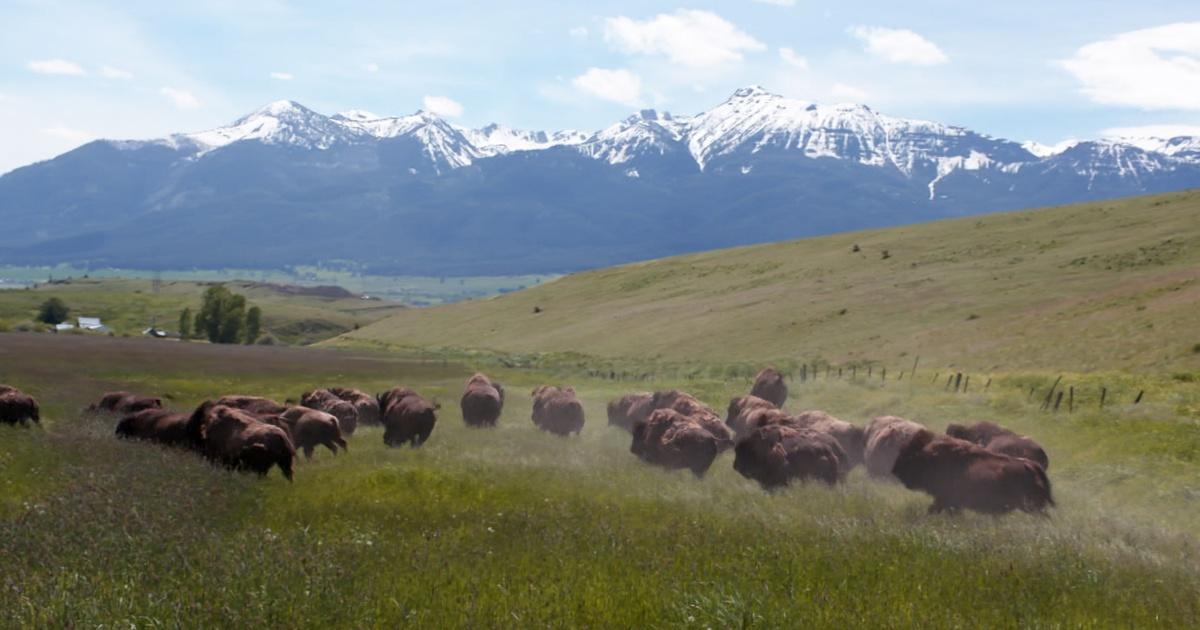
[76,317,110,333]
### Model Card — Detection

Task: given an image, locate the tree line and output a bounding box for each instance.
[179,286,263,344]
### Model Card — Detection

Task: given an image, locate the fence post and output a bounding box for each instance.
[963,375,970,393]
[932,372,939,384]
[1041,375,1063,411]
[882,367,887,382]
[868,365,873,377]
[984,378,991,391]
[1054,391,1064,412]
[945,374,954,390]
[954,373,963,392]
[801,364,807,383]
[1134,390,1144,404]
[1100,387,1107,408]
[911,356,920,380]
[1068,386,1074,413]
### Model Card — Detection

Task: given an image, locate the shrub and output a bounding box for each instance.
[255,333,280,346]
[36,297,69,325]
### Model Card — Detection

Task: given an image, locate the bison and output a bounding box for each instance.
[461,373,504,427]
[946,421,1049,470]
[750,367,788,407]
[531,385,585,436]
[733,423,844,490]
[196,404,296,480]
[606,392,653,432]
[300,388,358,436]
[630,409,723,478]
[725,394,778,438]
[380,389,438,447]
[329,386,381,426]
[115,408,189,447]
[650,390,735,451]
[0,390,39,426]
[89,391,163,414]
[864,415,928,479]
[266,406,348,459]
[892,429,1054,515]
[213,395,288,417]
[789,410,867,473]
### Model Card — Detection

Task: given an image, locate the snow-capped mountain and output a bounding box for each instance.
[2,86,1199,276]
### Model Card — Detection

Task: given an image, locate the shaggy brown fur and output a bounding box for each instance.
[460,373,504,428]
[0,391,39,426]
[630,409,722,478]
[381,391,438,447]
[189,403,295,480]
[115,408,188,447]
[864,415,928,478]
[300,388,358,436]
[531,385,586,436]
[606,392,653,432]
[733,424,844,489]
[329,386,381,426]
[214,395,288,417]
[725,394,778,438]
[892,429,1054,515]
[946,421,1049,470]
[789,410,867,473]
[89,391,163,414]
[270,406,348,459]
[650,390,735,450]
[750,367,788,407]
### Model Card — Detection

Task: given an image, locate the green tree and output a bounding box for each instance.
[194,286,250,344]
[178,308,192,340]
[244,306,262,344]
[37,297,69,325]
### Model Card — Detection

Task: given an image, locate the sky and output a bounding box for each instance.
[2,0,1199,174]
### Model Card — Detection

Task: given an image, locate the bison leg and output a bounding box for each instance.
[303,445,315,460]
[323,440,339,456]
[336,438,348,451]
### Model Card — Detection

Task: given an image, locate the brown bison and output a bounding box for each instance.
[946,421,1049,470]
[734,423,844,490]
[0,390,40,426]
[379,389,438,447]
[461,373,504,427]
[789,410,867,473]
[750,367,788,407]
[630,409,723,477]
[89,391,164,414]
[263,406,348,459]
[531,385,585,436]
[194,404,296,480]
[864,415,928,479]
[606,392,653,432]
[214,395,288,416]
[300,388,358,436]
[650,390,735,450]
[725,394,778,438]
[892,429,1054,515]
[115,408,189,447]
[329,386,381,426]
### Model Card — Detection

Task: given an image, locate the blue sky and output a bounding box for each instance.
[2,0,1199,173]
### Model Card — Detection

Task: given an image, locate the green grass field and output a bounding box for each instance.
[337,190,1200,374]
[1,334,1198,627]
[0,277,407,345]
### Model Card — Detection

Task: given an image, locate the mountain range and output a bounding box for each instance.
[2,86,1198,275]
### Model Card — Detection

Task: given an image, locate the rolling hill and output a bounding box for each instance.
[337,190,1200,373]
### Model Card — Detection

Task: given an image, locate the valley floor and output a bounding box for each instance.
[1,333,1198,626]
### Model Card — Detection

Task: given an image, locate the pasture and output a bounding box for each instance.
[2,333,1198,627]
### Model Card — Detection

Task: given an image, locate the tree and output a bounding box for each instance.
[178,308,192,340]
[244,306,262,344]
[37,297,69,325]
[194,286,250,344]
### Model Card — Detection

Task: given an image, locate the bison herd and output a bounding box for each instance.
[3,367,1054,516]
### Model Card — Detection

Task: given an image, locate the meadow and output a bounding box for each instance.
[2,333,1198,627]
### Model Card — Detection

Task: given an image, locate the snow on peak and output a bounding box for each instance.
[730,85,775,100]
[333,109,383,123]
[458,123,586,157]
[183,99,358,153]
[1022,139,1079,158]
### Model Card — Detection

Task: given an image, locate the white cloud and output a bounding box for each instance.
[269,71,294,80]
[1101,124,1200,139]
[160,87,200,109]
[41,124,94,143]
[28,59,87,76]
[422,95,463,117]
[569,26,589,40]
[778,47,808,70]
[1060,22,1200,110]
[100,65,134,80]
[572,67,643,106]
[754,0,796,5]
[364,63,380,73]
[849,26,948,66]
[603,10,766,68]
[831,83,869,101]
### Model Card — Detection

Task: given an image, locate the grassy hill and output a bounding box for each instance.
[339,190,1200,373]
[0,278,406,345]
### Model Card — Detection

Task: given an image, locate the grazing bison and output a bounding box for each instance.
[892,429,1054,515]
[864,415,927,479]
[115,408,189,447]
[750,367,788,407]
[0,391,40,426]
[300,388,358,436]
[790,410,867,473]
[630,409,723,478]
[734,424,844,490]
[725,394,778,438]
[650,390,735,450]
[214,395,288,417]
[89,391,163,414]
[265,406,348,459]
[380,389,438,447]
[606,392,653,432]
[329,387,381,426]
[461,373,504,427]
[0,384,18,395]
[946,421,1049,470]
[531,385,585,436]
[196,404,296,480]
